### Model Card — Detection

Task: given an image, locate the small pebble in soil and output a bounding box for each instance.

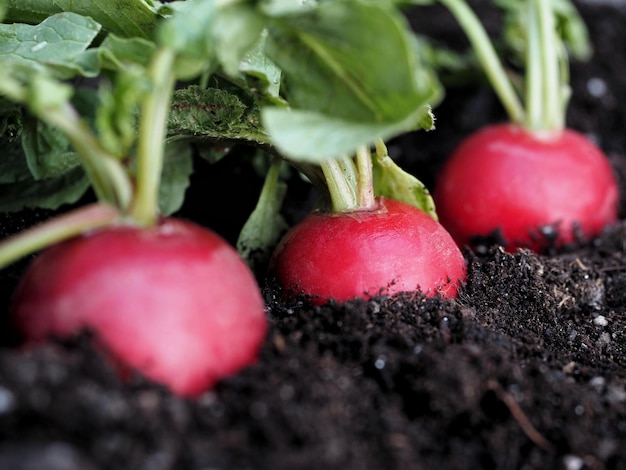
[563,455,585,470]
[593,315,608,326]
[589,376,606,392]
[587,77,608,98]
[0,387,15,414]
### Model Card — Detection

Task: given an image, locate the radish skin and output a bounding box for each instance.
[434,124,619,252]
[11,218,267,397]
[269,197,466,305]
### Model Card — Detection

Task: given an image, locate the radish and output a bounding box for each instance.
[251,1,466,304]
[11,219,266,396]
[432,0,619,252]
[269,196,466,305]
[268,143,466,305]
[434,124,618,252]
[0,44,267,395]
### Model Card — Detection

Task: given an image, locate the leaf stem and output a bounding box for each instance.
[0,203,122,269]
[355,145,376,209]
[525,0,542,130]
[320,157,359,212]
[536,0,562,131]
[131,47,177,226]
[40,104,133,210]
[438,0,526,124]
[0,72,133,210]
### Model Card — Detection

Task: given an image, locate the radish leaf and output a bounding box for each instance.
[158,140,193,216]
[0,166,88,211]
[4,0,161,39]
[237,156,288,272]
[262,0,440,161]
[98,35,156,70]
[372,141,437,219]
[21,116,80,179]
[0,12,101,78]
[261,105,433,163]
[168,86,268,145]
[0,111,31,183]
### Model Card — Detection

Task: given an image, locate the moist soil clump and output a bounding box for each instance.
[2,2,626,469]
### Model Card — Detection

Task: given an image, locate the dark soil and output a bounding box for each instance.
[2,2,626,469]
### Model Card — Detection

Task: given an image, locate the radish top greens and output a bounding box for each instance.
[0,0,439,211]
[0,0,447,269]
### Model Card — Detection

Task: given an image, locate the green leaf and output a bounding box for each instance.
[237,30,283,103]
[156,0,217,79]
[195,143,235,165]
[158,140,193,216]
[412,34,479,85]
[0,61,133,210]
[0,61,73,114]
[0,111,31,183]
[553,0,592,61]
[265,0,439,123]
[0,140,31,183]
[96,68,149,158]
[212,4,266,78]
[495,0,592,64]
[237,156,289,272]
[416,105,436,132]
[372,143,437,219]
[4,0,162,39]
[157,0,270,81]
[261,104,433,163]
[98,34,156,70]
[0,12,102,78]
[0,0,7,22]
[20,115,81,179]
[0,165,89,212]
[168,85,269,145]
[260,0,316,16]
[260,0,440,162]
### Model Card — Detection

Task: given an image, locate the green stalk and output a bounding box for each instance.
[536,0,562,131]
[438,0,526,124]
[0,73,133,210]
[556,39,573,125]
[355,145,376,209]
[0,203,121,269]
[131,47,177,226]
[525,0,543,130]
[41,103,133,210]
[320,157,359,212]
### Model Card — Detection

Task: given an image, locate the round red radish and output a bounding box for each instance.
[433,124,619,252]
[268,197,466,305]
[10,218,267,397]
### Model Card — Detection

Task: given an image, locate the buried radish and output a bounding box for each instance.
[10,218,266,397]
[0,16,267,396]
[243,1,467,305]
[267,143,466,305]
[268,196,465,305]
[431,0,619,252]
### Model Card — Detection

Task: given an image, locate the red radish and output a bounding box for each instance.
[433,0,619,252]
[11,218,267,397]
[268,197,466,305]
[0,46,270,397]
[434,124,619,252]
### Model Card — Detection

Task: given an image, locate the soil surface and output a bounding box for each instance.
[2,1,626,469]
